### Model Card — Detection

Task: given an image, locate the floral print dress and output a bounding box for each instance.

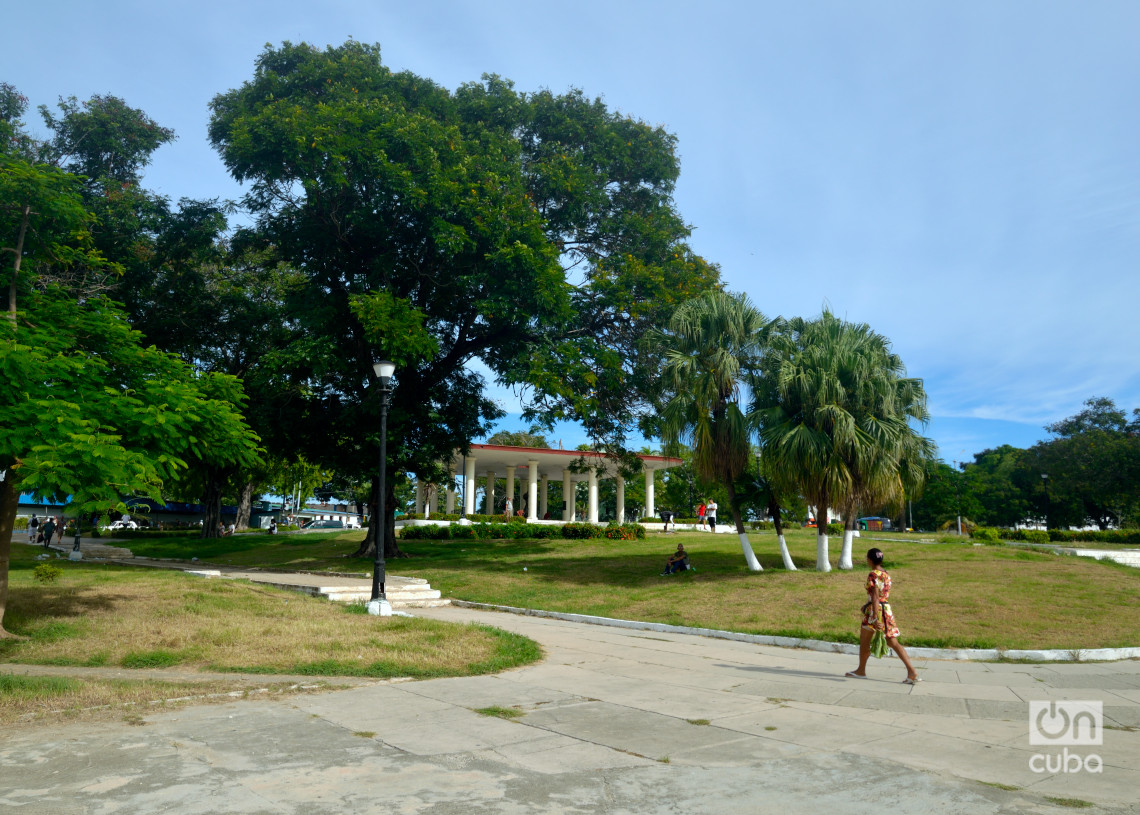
[862,567,900,638]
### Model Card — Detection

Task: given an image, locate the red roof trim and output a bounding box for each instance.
[463,444,682,467]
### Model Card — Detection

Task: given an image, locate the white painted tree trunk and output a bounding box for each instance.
[777,534,797,570]
[739,533,763,572]
[816,532,831,572]
[839,529,855,570]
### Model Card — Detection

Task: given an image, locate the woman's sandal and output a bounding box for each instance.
[844,671,866,678]
[901,676,923,684]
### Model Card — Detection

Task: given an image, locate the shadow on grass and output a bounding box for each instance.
[397,537,811,588]
[4,583,126,622]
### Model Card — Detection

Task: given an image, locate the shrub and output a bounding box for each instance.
[749,520,775,531]
[14,517,29,530]
[450,524,476,540]
[562,522,602,539]
[425,513,461,522]
[971,527,1002,542]
[826,523,844,537]
[33,563,63,584]
[1022,530,1050,544]
[400,524,450,540]
[603,523,646,540]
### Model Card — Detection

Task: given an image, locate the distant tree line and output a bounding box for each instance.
[909,398,1140,532]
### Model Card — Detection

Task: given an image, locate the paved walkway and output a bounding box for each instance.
[2,605,1138,814]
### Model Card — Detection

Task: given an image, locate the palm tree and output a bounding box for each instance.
[754,311,931,571]
[653,290,766,571]
[831,334,936,568]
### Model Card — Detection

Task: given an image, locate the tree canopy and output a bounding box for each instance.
[207,40,720,554]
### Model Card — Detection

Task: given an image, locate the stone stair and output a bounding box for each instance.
[319,576,449,608]
[245,574,450,609]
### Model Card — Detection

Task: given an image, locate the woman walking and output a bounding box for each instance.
[845,547,921,683]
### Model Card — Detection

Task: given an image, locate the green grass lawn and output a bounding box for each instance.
[118,526,1140,651]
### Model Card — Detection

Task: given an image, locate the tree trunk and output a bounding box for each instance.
[201,470,224,538]
[235,481,254,530]
[6,205,30,323]
[768,494,796,570]
[353,476,405,560]
[0,466,21,636]
[726,481,762,572]
[839,514,857,570]
[815,499,831,572]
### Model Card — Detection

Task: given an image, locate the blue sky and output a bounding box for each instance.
[6,1,1138,461]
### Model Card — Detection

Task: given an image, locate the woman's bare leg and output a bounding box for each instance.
[887,637,919,680]
[848,627,873,676]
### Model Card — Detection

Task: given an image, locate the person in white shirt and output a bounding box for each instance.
[707,500,718,532]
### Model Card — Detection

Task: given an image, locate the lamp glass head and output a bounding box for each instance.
[373,360,396,380]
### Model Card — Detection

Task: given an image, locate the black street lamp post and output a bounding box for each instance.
[1041,473,1050,531]
[370,360,396,616]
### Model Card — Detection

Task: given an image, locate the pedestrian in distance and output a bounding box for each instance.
[28,514,39,544]
[845,547,921,684]
[696,502,706,530]
[706,500,718,532]
[40,516,56,549]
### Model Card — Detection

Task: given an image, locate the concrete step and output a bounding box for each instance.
[321,586,447,608]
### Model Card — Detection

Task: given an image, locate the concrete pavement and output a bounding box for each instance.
[3,604,1138,814]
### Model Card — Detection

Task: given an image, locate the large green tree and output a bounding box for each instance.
[1030,398,1140,529]
[207,41,718,556]
[0,289,260,635]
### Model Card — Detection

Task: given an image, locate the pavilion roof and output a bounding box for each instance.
[449,444,682,481]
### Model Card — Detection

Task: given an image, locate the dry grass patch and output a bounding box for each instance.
[0,559,541,679]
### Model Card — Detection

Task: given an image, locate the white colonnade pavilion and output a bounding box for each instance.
[412,444,683,523]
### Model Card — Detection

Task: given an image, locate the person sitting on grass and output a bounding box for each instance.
[660,543,690,575]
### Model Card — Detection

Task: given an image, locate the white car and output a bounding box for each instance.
[106,519,139,531]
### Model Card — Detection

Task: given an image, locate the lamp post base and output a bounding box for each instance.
[69,550,83,561]
[367,598,393,616]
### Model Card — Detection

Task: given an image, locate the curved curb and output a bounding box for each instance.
[450,600,1140,663]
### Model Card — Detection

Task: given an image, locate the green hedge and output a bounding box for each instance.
[970,527,1140,545]
[401,521,569,541]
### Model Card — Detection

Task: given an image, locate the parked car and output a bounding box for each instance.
[301,519,345,530]
[106,519,139,531]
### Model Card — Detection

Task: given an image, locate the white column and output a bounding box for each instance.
[562,469,573,522]
[505,465,516,515]
[527,460,539,522]
[540,475,549,518]
[616,475,625,524]
[645,467,655,519]
[428,486,438,515]
[486,470,496,515]
[463,457,476,515]
[587,468,598,523]
[415,481,424,517]
[445,469,455,514]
